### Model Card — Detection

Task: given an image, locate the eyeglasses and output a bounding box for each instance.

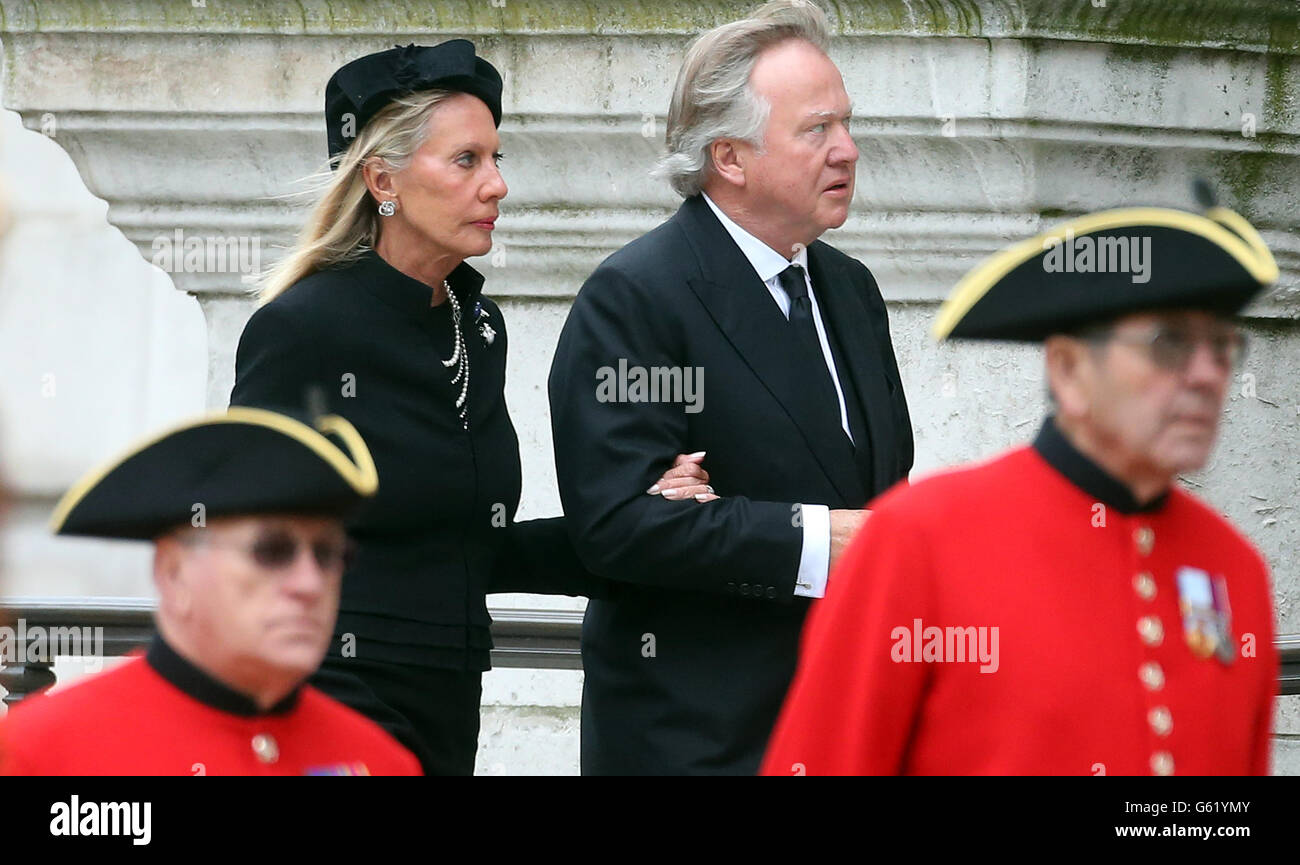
[1083,323,1248,372]
[179,529,357,574]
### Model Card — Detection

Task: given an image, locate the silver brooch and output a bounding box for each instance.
[474,302,496,346]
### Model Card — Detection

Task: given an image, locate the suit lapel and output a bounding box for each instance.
[806,241,899,497]
[674,198,864,503]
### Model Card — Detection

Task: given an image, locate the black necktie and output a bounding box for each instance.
[777,264,843,431]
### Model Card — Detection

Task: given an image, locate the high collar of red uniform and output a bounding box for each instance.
[1033,416,1171,515]
[146,636,302,718]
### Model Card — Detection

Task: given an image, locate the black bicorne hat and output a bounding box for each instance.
[324,39,503,165]
[49,407,379,541]
[933,206,1278,341]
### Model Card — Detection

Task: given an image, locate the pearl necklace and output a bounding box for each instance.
[439,280,470,429]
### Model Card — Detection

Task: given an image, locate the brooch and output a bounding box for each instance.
[473,301,496,346]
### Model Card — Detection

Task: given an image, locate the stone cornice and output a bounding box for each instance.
[0,0,1297,56]
[3,2,1297,320]
[32,109,1300,154]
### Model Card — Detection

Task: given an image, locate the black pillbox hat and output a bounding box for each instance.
[325,39,503,165]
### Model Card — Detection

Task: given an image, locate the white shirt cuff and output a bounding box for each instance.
[793,504,830,599]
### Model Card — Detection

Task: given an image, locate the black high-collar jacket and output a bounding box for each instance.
[231,249,596,671]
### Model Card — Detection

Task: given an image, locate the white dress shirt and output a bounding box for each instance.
[702,193,850,599]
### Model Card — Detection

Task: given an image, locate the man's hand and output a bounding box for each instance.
[829,509,869,569]
[646,452,718,502]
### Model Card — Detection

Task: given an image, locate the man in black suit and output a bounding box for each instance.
[548,0,914,774]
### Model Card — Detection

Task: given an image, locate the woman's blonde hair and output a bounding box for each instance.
[257,89,454,304]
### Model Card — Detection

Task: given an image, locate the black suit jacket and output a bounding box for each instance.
[548,195,914,774]
[230,249,599,673]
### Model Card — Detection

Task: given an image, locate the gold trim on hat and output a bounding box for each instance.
[48,406,379,534]
[932,206,1279,341]
[314,413,379,496]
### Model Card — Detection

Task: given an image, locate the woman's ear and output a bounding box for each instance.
[361,156,399,205]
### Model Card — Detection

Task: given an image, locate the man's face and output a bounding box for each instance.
[158,515,347,686]
[740,38,858,253]
[1059,310,1242,479]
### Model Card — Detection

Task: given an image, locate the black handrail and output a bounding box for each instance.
[1,597,1297,707]
[0,597,582,707]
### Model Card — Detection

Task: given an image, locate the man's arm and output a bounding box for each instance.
[1251,675,1275,776]
[487,516,611,599]
[855,258,915,483]
[794,507,870,598]
[1250,572,1278,776]
[761,503,931,775]
[548,264,805,600]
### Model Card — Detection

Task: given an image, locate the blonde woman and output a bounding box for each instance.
[231,41,712,775]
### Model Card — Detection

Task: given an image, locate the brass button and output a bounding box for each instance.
[1139,661,1165,691]
[251,733,279,764]
[1137,616,1164,647]
[1150,751,1175,776]
[1133,572,1157,601]
[1149,706,1173,737]
[1134,526,1155,556]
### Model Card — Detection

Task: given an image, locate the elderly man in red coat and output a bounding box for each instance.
[0,406,420,775]
[762,202,1280,776]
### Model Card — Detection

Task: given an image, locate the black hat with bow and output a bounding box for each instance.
[324,39,503,165]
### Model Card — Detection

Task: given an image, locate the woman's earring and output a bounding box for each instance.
[378,199,397,217]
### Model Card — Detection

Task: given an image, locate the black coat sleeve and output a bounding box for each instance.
[487,516,610,599]
[857,261,915,482]
[229,300,330,413]
[547,264,803,600]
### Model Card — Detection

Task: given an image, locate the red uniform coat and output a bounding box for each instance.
[0,641,421,776]
[761,423,1277,776]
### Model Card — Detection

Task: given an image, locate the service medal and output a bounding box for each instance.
[1176,566,1219,660]
[1211,575,1235,665]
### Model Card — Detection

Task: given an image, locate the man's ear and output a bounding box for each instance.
[708,138,748,188]
[1044,336,1093,421]
[153,536,192,621]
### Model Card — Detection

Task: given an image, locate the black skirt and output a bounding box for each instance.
[310,655,484,776]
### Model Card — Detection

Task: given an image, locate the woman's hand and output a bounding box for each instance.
[646,451,718,502]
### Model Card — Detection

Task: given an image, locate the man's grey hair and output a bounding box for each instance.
[655,0,831,199]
